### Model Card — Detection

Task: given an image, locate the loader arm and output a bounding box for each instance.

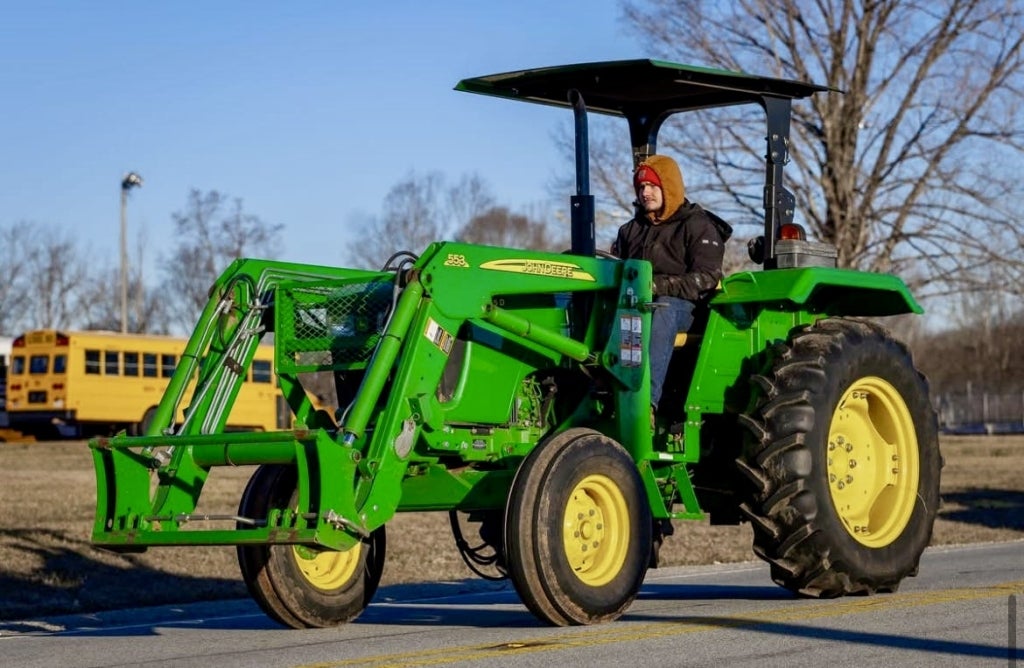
[90,245,660,552]
[91,258,393,552]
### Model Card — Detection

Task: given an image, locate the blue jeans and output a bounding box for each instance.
[649,296,696,410]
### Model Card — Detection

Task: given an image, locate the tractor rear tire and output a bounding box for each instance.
[738,317,941,597]
[236,464,386,628]
[504,428,651,625]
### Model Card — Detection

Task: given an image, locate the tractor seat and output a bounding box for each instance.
[673,332,702,348]
[672,284,720,347]
[672,308,712,348]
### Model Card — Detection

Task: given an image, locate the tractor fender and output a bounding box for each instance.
[679,267,920,441]
[712,267,921,317]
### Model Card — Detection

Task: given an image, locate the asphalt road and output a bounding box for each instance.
[1,541,1021,668]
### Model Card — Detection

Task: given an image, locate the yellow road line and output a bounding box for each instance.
[299,580,1024,668]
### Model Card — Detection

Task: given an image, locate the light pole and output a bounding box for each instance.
[120,172,143,333]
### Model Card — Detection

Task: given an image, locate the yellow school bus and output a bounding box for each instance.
[0,335,11,414]
[6,329,287,438]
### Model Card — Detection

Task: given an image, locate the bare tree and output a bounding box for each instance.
[615,0,1024,301]
[914,305,1024,395]
[456,206,564,251]
[161,189,284,331]
[0,222,37,334]
[78,232,170,334]
[18,224,88,329]
[346,171,495,269]
[78,266,170,334]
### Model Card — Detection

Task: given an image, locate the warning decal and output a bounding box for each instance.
[424,318,454,355]
[619,315,642,367]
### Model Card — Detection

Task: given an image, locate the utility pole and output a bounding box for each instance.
[120,172,143,333]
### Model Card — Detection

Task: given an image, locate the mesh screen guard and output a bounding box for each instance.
[275,277,396,374]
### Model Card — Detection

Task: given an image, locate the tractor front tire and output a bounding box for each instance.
[505,428,652,625]
[738,317,941,597]
[236,465,386,628]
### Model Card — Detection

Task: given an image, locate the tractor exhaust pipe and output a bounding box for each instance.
[569,89,595,257]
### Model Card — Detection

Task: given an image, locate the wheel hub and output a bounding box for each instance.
[827,376,920,547]
[293,543,362,590]
[562,474,629,586]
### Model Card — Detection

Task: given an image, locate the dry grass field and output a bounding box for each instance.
[0,434,1021,621]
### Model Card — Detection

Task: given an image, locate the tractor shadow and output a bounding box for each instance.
[358,581,792,629]
[0,527,246,631]
[939,488,1024,531]
[619,612,1018,662]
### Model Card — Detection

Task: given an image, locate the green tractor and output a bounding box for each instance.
[90,60,941,628]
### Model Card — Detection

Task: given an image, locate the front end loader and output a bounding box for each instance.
[90,59,940,627]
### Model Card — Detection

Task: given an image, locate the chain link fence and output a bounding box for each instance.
[935,389,1024,435]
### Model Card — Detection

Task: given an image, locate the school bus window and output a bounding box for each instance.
[85,350,101,375]
[124,352,139,376]
[252,360,272,383]
[5,331,280,435]
[161,354,176,378]
[30,355,49,374]
[105,351,119,375]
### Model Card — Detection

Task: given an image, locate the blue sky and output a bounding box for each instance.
[0,2,643,271]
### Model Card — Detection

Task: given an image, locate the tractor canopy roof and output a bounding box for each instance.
[455,59,831,119]
[456,59,834,266]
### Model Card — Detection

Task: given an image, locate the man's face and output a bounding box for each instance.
[638,182,663,215]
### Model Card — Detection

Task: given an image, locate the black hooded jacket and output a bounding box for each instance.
[612,200,732,302]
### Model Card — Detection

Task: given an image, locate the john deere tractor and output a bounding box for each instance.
[90,60,941,628]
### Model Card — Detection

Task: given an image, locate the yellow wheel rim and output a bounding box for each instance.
[292,543,362,590]
[827,376,920,547]
[562,473,630,586]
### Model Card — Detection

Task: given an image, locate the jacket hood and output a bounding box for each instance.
[635,154,686,223]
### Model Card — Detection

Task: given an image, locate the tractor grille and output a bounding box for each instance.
[275,277,395,374]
